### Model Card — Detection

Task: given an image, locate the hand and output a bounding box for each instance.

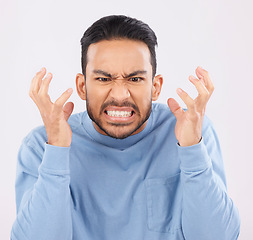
[167,66,214,147]
[29,68,74,147]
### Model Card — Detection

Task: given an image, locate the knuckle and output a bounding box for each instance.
[54,101,62,109]
[203,90,209,98]
[189,111,199,121]
[29,90,36,98]
[188,99,195,108]
[29,90,33,98]
[37,91,43,97]
[200,87,209,97]
[202,71,210,80]
[193,113,200,120]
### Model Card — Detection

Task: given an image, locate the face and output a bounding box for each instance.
[76,39,163,139]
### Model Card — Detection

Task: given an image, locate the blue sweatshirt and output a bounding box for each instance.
[11,103,240,240]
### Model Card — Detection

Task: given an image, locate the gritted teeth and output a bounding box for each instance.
[106,110,133,117]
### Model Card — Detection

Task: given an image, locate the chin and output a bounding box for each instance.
[103,126,136,139]
[102,121,147,139]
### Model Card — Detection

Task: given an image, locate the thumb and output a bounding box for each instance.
[167,98,184,119]
[63,102,74,121]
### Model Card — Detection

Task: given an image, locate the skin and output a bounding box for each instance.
[29,39,214,147]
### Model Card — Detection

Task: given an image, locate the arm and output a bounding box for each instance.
[11,141,72,240]
[167,66,240,239]
[179,119,240,239]
[11,68,74,239]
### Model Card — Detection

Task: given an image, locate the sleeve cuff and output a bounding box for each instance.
[39,143,70,172]
[177,137,211,172]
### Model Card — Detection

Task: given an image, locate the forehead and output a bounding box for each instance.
[86,39,152,75]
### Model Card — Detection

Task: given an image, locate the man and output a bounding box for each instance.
[11,15,240,240]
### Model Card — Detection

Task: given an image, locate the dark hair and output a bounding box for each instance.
[80,15,158,78]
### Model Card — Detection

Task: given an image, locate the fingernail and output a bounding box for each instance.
[189,75,195,80]
[67,88,73,93]
[46,72,52,78]
[177,88,182,94]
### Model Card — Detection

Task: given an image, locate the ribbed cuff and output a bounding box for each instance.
[178,137,211,172]
[39,143,70,173]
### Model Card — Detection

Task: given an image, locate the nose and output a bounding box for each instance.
[109,81,130,102]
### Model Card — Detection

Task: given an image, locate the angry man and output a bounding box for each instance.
[11,15,240,240]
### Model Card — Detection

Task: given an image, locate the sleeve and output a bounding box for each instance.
[179,116,240,240]
[11,140,72,240]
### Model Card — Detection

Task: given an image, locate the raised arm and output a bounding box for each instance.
[168,66,240,239]
[11,68,74,240]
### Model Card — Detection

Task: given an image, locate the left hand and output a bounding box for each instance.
[167,66,214,147]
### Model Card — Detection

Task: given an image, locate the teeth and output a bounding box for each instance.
[106,110,132,117]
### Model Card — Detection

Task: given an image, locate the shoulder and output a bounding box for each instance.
[18,125,47,172]
[201,114,222,153]
[22,125,47,153]
[68,112,84,128]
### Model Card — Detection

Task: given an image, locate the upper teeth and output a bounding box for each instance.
[107,110,132,117]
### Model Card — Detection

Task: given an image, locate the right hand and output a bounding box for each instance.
[29,68,74,147]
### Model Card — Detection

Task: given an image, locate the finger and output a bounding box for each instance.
[176,88,195,111]
[189,75,210,104]
[195,66,205,82]
[54,88,73,110]
[29,68,46,98]
[195,66,214,94]
[34,67,46,93]
[167,98,184,120]
[63,102,74,121]
[38,72,53,96]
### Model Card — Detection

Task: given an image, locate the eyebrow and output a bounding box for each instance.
[92,69,147,79]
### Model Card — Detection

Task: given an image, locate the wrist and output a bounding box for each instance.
[47,135,72,147]
[47,140,71,147]
[178,136,202,147]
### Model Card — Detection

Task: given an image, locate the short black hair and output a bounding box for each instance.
[80,15,158,78]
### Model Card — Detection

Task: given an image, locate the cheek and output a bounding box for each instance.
[132,87,152,109]
[87,85,108,104]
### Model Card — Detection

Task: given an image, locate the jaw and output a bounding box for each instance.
[87,99,152,139]
[93,113,148,139]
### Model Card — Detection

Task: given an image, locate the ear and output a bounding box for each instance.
[76,73,86,100]
[152,74,163,101]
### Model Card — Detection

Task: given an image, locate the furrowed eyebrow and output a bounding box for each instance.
[93,69,147,79]
[93,70,113,78]
[123,70,147,78]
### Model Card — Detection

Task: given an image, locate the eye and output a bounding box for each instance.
[129,77,143,82]
[96,77,110,82]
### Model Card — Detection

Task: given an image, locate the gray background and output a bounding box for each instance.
[1,0,252,239]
